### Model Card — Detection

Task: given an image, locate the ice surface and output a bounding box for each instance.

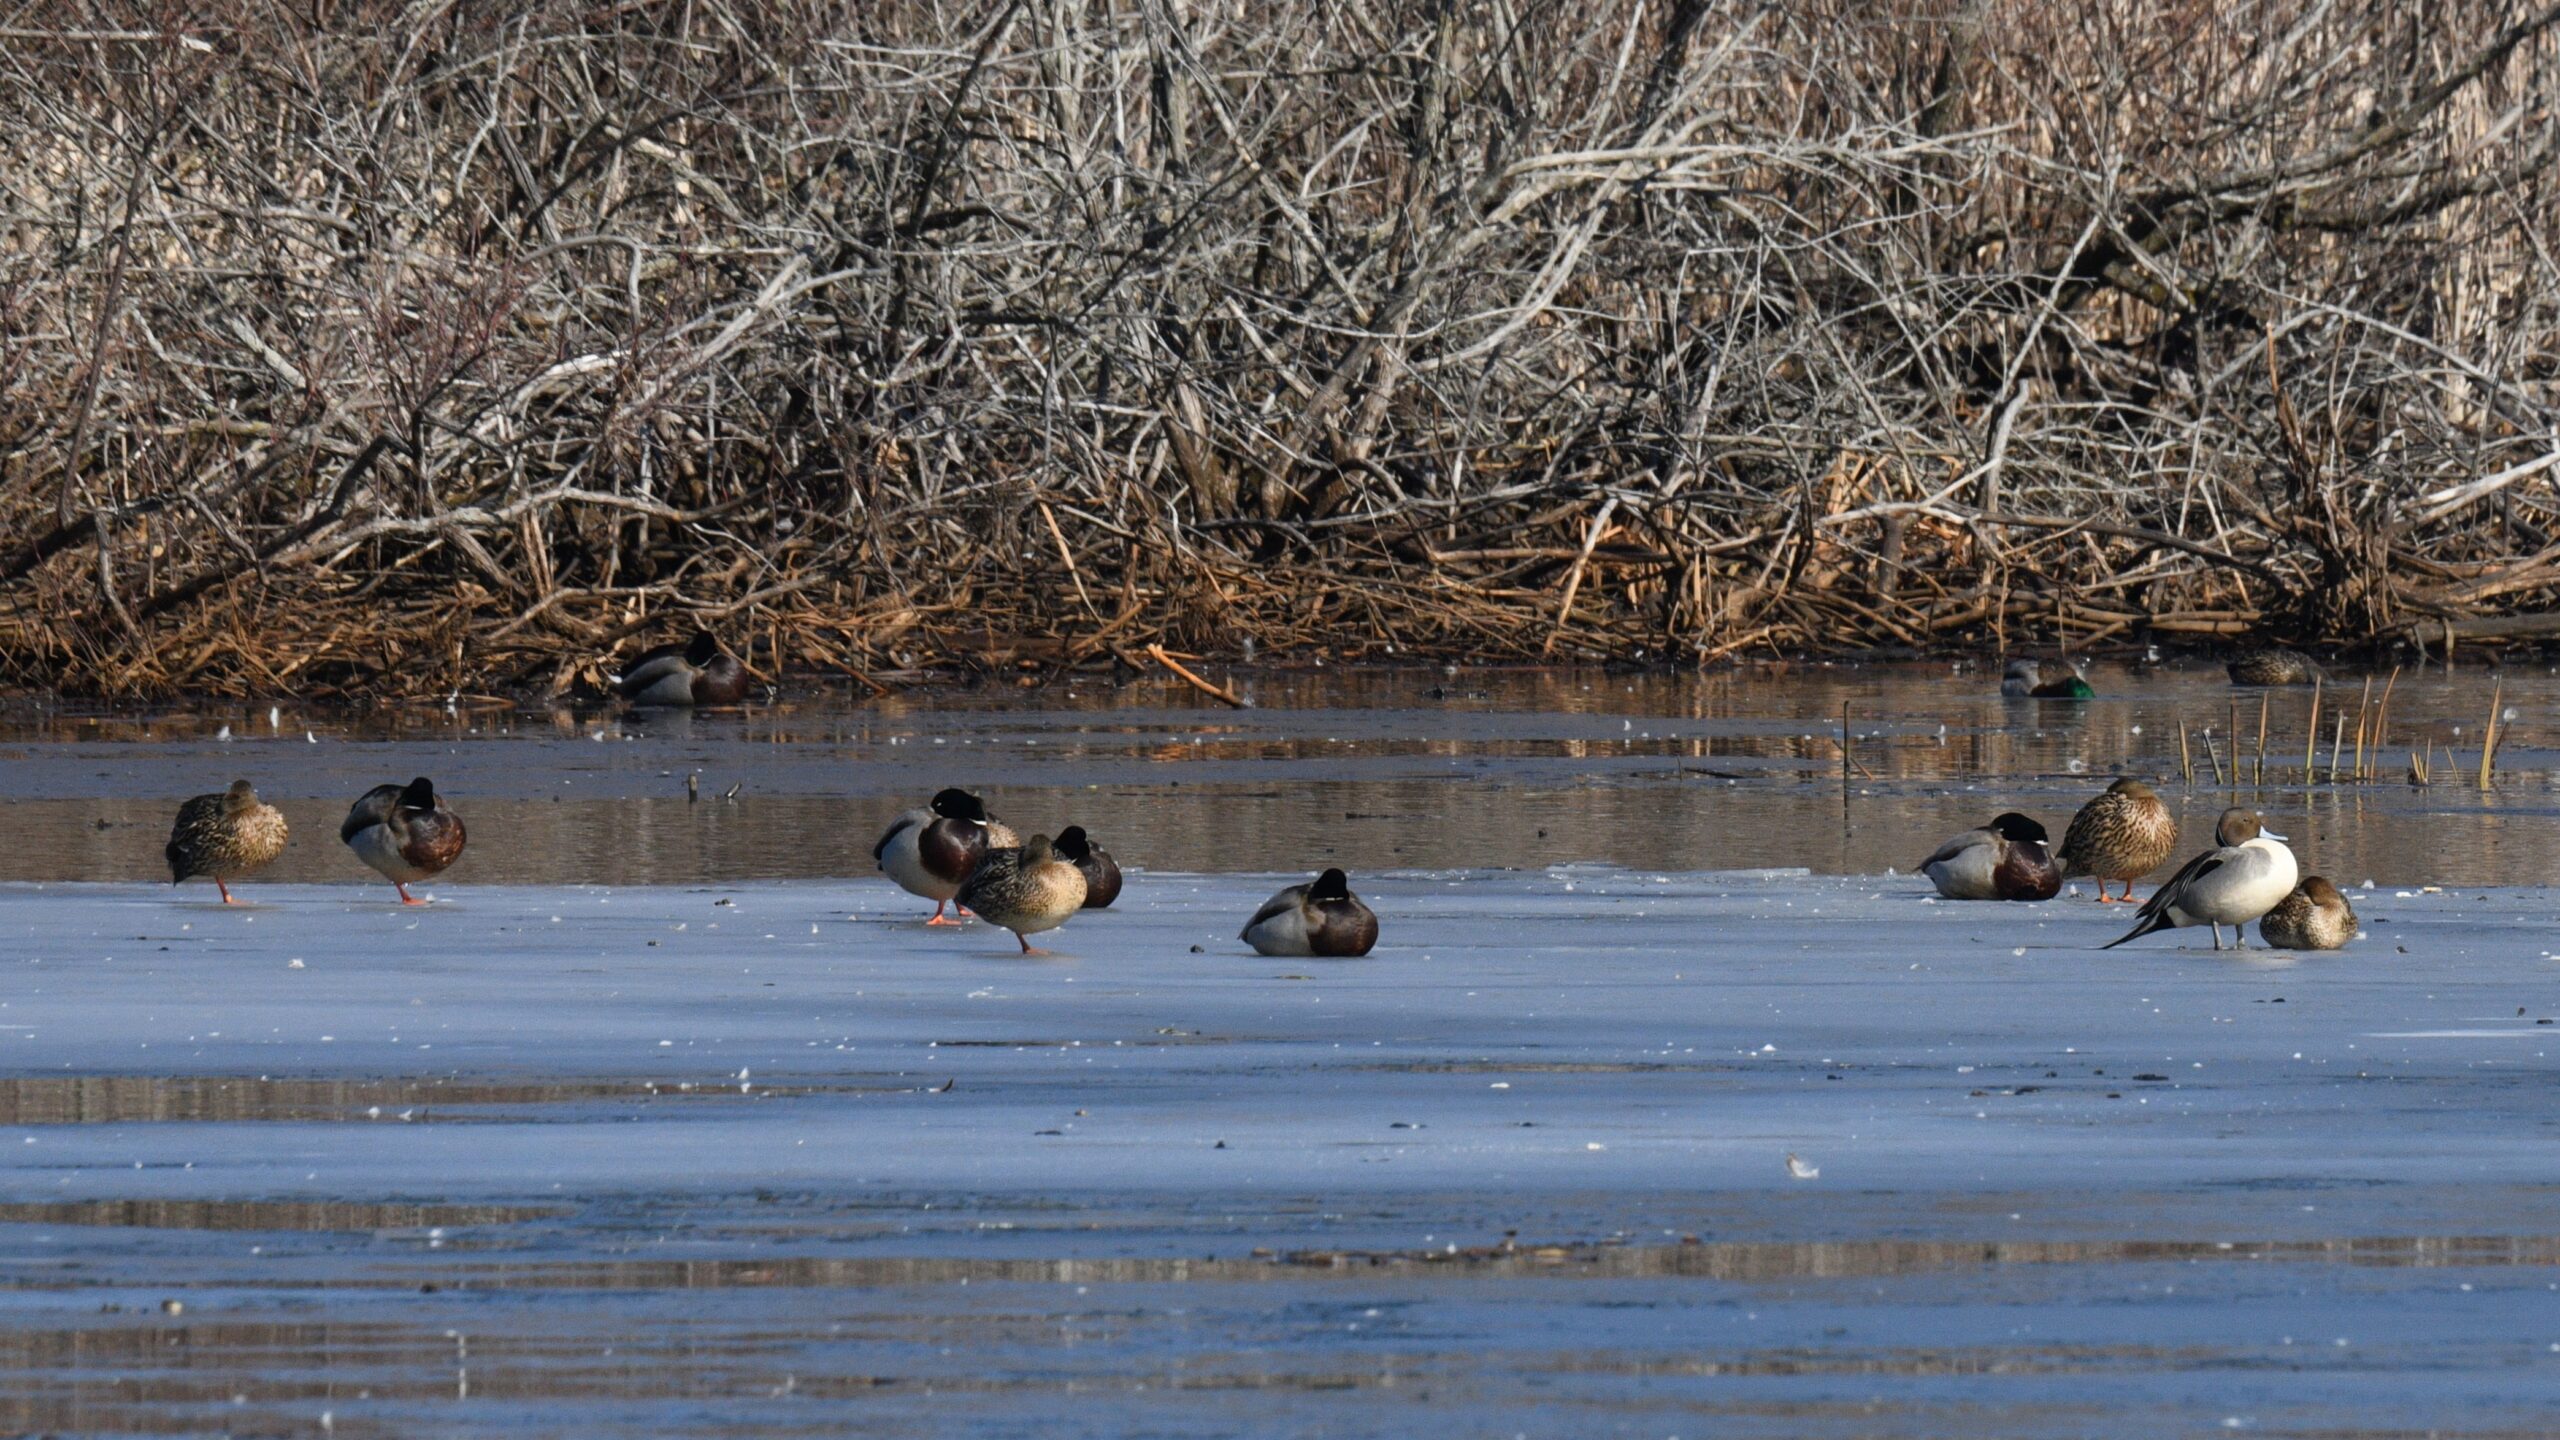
[3,869,2558,1435]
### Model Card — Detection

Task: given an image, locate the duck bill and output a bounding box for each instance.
[2259,828,2289,842]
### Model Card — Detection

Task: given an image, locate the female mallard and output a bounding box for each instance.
[2103,807,2297,951]
[2057,779,2177,903]
[340,776,467,904]
[166,779,289,904]
[613,631,750,706]
[1918,813,2061,901]
[955,834,1088,954]
[874,788,1020,924]
[1052,825,1121,909]
[2000,659,2094,699]
[2227,648,2325,686]
[2259,876,2357,950]
[1241,869,1380,956]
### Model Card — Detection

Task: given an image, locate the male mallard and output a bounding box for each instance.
[955,834,1088,954]
[340,776,467,904]
[1918,813,2061,901]
[2227,648,2325,686]
[2057,779,2177,903]
[874,788,1020,924]
[166,779,289,904]
[2259,876,2358,950]
[613,631,750,706]
[1052,825,1121,909]
[2000,659,2094,699]
[1241,869,1380,956]
[2102,807,2297,951]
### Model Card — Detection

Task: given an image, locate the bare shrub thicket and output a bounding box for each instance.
[1,0,2555,696]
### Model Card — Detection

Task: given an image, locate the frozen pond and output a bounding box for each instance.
[2,869,2557,1436]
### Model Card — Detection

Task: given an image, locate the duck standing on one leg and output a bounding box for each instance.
[1052,825,1122,909]
[956,834,1088,955]
[612,631,750,707]
[1918,813,2062,901]
[167,779,289,904]
[2057,779,2177,903]
[341,776,467,904]
[1241,869,1380,956]
[2259,876,2358,950]
[2102,807,2297,951]
[874,788,1017,924]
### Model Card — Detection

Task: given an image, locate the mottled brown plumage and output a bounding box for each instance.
[2058,779,2178,903]
[2259,876,2358,950]
[2227,648,2325,685]
[956,834,1088,954]
[166,779,288,904]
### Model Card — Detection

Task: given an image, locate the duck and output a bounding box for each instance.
[2056,779,2178,903]
[955,834,1088,954]
[2102,806,2298,951]
[166,779,289,904]
[612,631,750,706]
[1052,825,1121,909]
[1241,869,1380,956]
[1918,812,2061,901]
[874,788,1020,924]
[2227,647,2325,686]
[2259,876,2358,950]
[2000,658,2094,699]
[340,776,467,904]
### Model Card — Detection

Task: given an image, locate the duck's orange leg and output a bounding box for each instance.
[216,878,239,905]
[398,883,426,906]
[925,899,964,927]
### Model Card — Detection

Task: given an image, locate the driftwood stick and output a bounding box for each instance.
[1147,643,1250,708]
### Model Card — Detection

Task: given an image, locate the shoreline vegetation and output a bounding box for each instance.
[1,3,2555,699]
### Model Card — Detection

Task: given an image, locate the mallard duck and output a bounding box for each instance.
[166,779,289,904]
[340,776,466,904]
[2000,659,2094,699]
[1241,869,1380,956]
[1918,813,2061,901]
[2057,779,2177,903]
[2103,807,2297,951]
[613,631,750,706]
[955,834,1088,954]
[2228,648,2325,686]
[874,788,1019,923]
[2259,876,2357,950]
[1052,825,1121,909]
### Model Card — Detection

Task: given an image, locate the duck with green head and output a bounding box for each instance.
[874,788,1020,924]
[1919,813,2062,901]
[613,632,750,707]
[2000,659,2094,699]
[341,776,467,904]
[1241,869,1380,956]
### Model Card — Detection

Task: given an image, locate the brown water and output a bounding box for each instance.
[4,658,2556,887]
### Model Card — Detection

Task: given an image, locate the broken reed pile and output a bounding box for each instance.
[1,2,2557,698]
